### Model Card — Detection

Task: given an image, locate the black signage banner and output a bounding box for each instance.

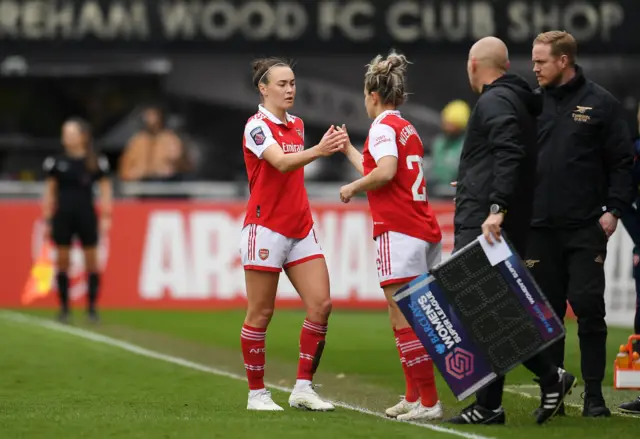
[0,0,638,55]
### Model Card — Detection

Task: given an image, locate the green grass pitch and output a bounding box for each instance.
[1,309,638,439]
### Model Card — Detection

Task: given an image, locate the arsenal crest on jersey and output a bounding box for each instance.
[296,128,303,139]
[259,249,269,260]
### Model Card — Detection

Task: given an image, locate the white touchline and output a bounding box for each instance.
[0,311,495,439]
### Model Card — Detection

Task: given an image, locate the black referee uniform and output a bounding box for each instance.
[44,153,110,320]
[526,65,634,416]
[448,73,576,426]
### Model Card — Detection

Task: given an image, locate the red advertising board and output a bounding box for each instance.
[0,200,455,309]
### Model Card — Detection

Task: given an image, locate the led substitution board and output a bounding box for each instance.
[393,235,564,401]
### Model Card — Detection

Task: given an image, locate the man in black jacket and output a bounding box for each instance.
[447,36,576,426]
[527,31,633,417]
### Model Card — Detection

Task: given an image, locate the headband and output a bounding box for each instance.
[258,63,288,86]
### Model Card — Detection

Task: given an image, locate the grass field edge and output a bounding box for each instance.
[0,310,496,439]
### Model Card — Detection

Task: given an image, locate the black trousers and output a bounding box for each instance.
[526,223,608,392]
[454,226,556,410]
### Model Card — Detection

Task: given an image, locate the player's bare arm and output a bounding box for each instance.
[263,126,346,173]
[336,125,364,176]
[340,156,397,203]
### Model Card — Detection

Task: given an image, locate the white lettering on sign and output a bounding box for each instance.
[159,0,307,41]
[507,1,624,42]
[0,1,626,45]
[139,206,458,301]
[139,211,191,299]
[0,0,149,40]
[318,1,375,41]
[386,1,495,43]
[137,207,455,301]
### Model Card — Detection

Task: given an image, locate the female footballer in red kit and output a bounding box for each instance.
[240,58,348,411]
[338,51,444,421]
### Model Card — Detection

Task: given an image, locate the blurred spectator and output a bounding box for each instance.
[427,100,470,196]
[118,105,191,182]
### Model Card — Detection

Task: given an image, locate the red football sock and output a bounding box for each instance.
[297,318,327,380]
[394,328,419,403]
[241,324,266,390]
[396,327,438,407]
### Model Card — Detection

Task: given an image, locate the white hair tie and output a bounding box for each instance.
[258,63,287,86]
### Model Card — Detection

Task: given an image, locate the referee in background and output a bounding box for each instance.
[43,118,113,323]
[527,31,634,417]
[448,36,576,426]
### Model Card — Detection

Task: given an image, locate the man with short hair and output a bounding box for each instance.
[447,36,576,426]
[528,31,634,417]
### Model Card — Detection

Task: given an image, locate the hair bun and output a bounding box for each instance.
[364,50,411,107]
[385,52,409,74]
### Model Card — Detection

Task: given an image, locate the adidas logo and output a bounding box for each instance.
[594,255,604,264]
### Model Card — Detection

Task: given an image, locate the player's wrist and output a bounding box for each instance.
[310,145,323,158]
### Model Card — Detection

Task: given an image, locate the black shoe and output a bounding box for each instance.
[533,403,565,418]
[532,378,567,417]
[447,403,506,425]
[536,369,577,425]
[619,397,640,414]
[582,394,611,417]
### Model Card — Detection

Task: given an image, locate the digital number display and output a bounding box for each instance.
[432,244,544,375]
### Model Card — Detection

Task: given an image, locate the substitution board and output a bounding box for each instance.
[393,234,564,401]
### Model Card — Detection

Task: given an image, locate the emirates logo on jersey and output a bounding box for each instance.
[282,143,304,153]
[259,249,269,260]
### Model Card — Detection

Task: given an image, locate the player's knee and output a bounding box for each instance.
[245,306,275,328]
[56,253,70,271]
[309,297,332,322]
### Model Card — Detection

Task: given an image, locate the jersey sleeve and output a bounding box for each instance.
[42,156,57,177]
[244,119,277,159]
[368,124,398,163]
[96,155,110,179]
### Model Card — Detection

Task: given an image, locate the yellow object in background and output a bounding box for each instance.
[21,240,55,305]
[441,100,471,130]
[616,345,631,369]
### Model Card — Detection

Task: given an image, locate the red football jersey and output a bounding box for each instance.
[243,105,313,239]
[362,110,442,243]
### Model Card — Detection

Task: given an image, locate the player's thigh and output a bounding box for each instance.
[240,224,290,272]
[77,210,98,250]
[244,269,280,327]
[377,232,431,328]
[383,283,412,329]
[240,225,291,325]
[51,213,72,248]
[284,229,330,310]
